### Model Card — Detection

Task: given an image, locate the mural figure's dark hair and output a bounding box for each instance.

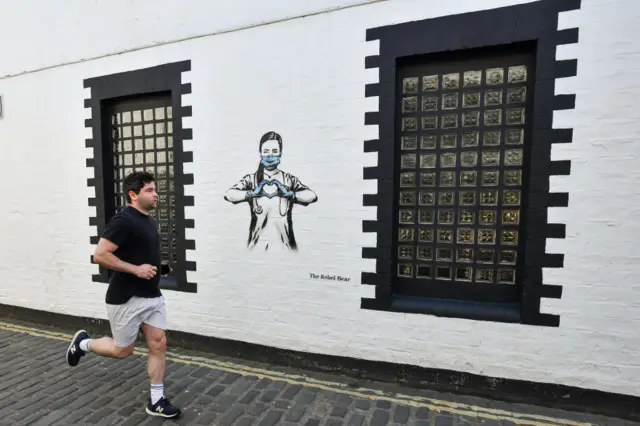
[257,131,283,182]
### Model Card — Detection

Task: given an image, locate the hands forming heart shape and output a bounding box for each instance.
[250,179,294,199]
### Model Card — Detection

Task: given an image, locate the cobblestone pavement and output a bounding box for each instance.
[0,319,637,426]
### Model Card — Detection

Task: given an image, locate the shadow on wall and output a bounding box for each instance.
[224,131,318,252]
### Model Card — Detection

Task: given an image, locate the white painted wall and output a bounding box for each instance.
[0,0,383,79]
[1,0,640,398]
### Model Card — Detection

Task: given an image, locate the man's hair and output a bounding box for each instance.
[123,171,155,203]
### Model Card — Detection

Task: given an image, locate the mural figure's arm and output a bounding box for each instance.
[224,175,264,204]
[277,176,318,206]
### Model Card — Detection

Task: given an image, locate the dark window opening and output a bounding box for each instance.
[102,93,184,283]
[393,45,535,304]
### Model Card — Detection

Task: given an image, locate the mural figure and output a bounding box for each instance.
[224,131,318,251]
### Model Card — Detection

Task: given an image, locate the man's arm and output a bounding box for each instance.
[93,215,157,280]
[93,238,155,279]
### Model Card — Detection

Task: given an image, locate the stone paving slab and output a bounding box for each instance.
[0,320,637,426]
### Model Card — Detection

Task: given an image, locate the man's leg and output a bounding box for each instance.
[66,329,136,366]
[142,323,166,391]
[141,298,180,418]
[66,302,140,366]
[86,336,136,359]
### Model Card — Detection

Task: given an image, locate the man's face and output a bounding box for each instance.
[130,182,157,210]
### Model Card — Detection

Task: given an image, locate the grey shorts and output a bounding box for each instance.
[105,296,166,348]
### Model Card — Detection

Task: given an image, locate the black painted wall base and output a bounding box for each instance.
[1,303,638,422]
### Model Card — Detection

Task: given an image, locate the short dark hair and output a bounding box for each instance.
[259,131,282,152]
[123,171,155,203]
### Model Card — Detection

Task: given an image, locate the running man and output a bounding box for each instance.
[65,171,181,419]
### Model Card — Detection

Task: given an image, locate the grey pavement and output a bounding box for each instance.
[0,318,637,426]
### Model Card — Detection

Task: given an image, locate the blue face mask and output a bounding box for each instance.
[261,155,280,170]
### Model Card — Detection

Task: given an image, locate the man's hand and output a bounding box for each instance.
[135,264,158,280]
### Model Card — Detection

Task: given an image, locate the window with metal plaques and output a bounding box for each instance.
[85,61,196,293]
[107,94,182,279]
[394,51,534,303]
[362,2,577,326]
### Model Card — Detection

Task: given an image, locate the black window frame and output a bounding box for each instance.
[361,0,580,326]
[85,60,197,293]
[393,45,536,305]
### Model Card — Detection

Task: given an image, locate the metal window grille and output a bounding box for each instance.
[108,96,179,267]
[394,54,533,298]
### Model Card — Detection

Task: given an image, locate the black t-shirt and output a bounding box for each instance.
[102,206,162,304]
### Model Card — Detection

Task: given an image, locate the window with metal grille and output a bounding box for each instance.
[108,95,181,270]
[361,1,577,326]
[393,51,534,304]
[85,61,196,294]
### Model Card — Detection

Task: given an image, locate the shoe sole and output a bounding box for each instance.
[145,407,179,418]
[66,329,86,366]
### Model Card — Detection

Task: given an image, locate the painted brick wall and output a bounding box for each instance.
[1,0,639,397]
[0,0,384,79]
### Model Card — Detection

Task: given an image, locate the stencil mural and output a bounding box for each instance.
[224,131,318,251]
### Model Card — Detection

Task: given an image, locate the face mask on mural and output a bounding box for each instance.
[261,155,281,170]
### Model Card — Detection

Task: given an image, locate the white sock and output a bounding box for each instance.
[151,384,164,404]
[79,338,92,352]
